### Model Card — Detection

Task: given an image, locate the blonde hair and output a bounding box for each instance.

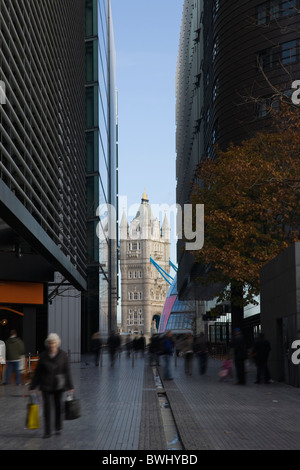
[45,333,61,347]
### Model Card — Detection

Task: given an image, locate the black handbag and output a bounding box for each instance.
[64,393,81,420]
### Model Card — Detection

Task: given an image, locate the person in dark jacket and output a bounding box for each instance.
[107,331,121,367]
[252,333,271,384]
[29,333,74,438]
[162,331,174,380]
[194,332,209,375]
[5,330,25,386]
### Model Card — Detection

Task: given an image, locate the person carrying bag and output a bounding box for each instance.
[29,333,74,439]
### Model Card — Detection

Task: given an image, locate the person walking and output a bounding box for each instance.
[162,331,174,380]
[181,332,194,376]
[5,330,25,386]
[91,331,102,366]
[107,331,121,367]
[29,333,74,438]
[252,333,271,384]
[218,354,233,381]
[194,332,209,375]
[232,328,247,385]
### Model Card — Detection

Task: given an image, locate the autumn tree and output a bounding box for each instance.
[191,103,300,330]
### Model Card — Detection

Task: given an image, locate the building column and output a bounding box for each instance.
[23,306,37,355]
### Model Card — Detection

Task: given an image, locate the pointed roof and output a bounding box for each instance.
[120,206,128,227]
[162,210,170,229]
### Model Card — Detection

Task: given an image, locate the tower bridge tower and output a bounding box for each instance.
[120,191,171,340]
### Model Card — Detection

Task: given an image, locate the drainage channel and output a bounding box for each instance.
[152,367,183,451]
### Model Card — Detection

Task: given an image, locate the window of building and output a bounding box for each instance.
[213,0,220,20]
[134,292,138,300]
[257,3,268,23]
[282,0,297,16]
[212,78,219,102]
[281,40,297,64]
[259,40,300,69]
[213,36,219,61]
[212,121,218,144]
[206,108,210,124]
[258,45,280,69]
[256,96,280,118]
[206,71,210,87]
[256,0,297,24]
[129,271,132,279]
[270,0,281,19]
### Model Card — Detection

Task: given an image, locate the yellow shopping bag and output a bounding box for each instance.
[26,403,40,429]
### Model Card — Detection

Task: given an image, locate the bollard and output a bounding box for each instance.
[100,349,103,367]
[132,352,134,368]
[174,352,177,368]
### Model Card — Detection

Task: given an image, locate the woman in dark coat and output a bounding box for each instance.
[29,333,74,438]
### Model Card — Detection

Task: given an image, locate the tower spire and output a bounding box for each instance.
[141,187,149,203]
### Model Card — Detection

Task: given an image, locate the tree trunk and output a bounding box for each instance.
[230,281,244,334]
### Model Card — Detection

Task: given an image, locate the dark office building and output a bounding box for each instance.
[176,0,300,328]
[0,0,118,359]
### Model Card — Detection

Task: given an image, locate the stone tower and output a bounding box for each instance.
[120,191,171,340]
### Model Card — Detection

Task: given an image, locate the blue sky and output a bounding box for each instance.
[111,0,184,264]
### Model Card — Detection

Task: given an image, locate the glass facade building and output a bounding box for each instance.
[84,0,118,347]
[158,276,195,334]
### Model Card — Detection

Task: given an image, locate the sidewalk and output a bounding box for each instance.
[0,350,300,451]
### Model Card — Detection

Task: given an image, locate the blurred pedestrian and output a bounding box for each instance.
[29,333,74,438]
[194,332,209,375]
[138,334,145,357]
[149,334,160,366]
[91,331,102,366]
[4,330,25,386]
[107,331,120,367]
[181,332,194,376]
[232,328,247,385]
[252,333,271,384]
[218,354,233,381]
[162,331,174,380]
[126,336,132,358]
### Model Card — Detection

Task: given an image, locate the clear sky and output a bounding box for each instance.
[111,0,184,265]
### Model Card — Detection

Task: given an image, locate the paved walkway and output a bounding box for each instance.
[1,350,300,451]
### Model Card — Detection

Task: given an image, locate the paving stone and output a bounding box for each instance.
[1,352,300,451]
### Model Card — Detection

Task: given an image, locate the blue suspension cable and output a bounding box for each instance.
[150,256,174,286]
